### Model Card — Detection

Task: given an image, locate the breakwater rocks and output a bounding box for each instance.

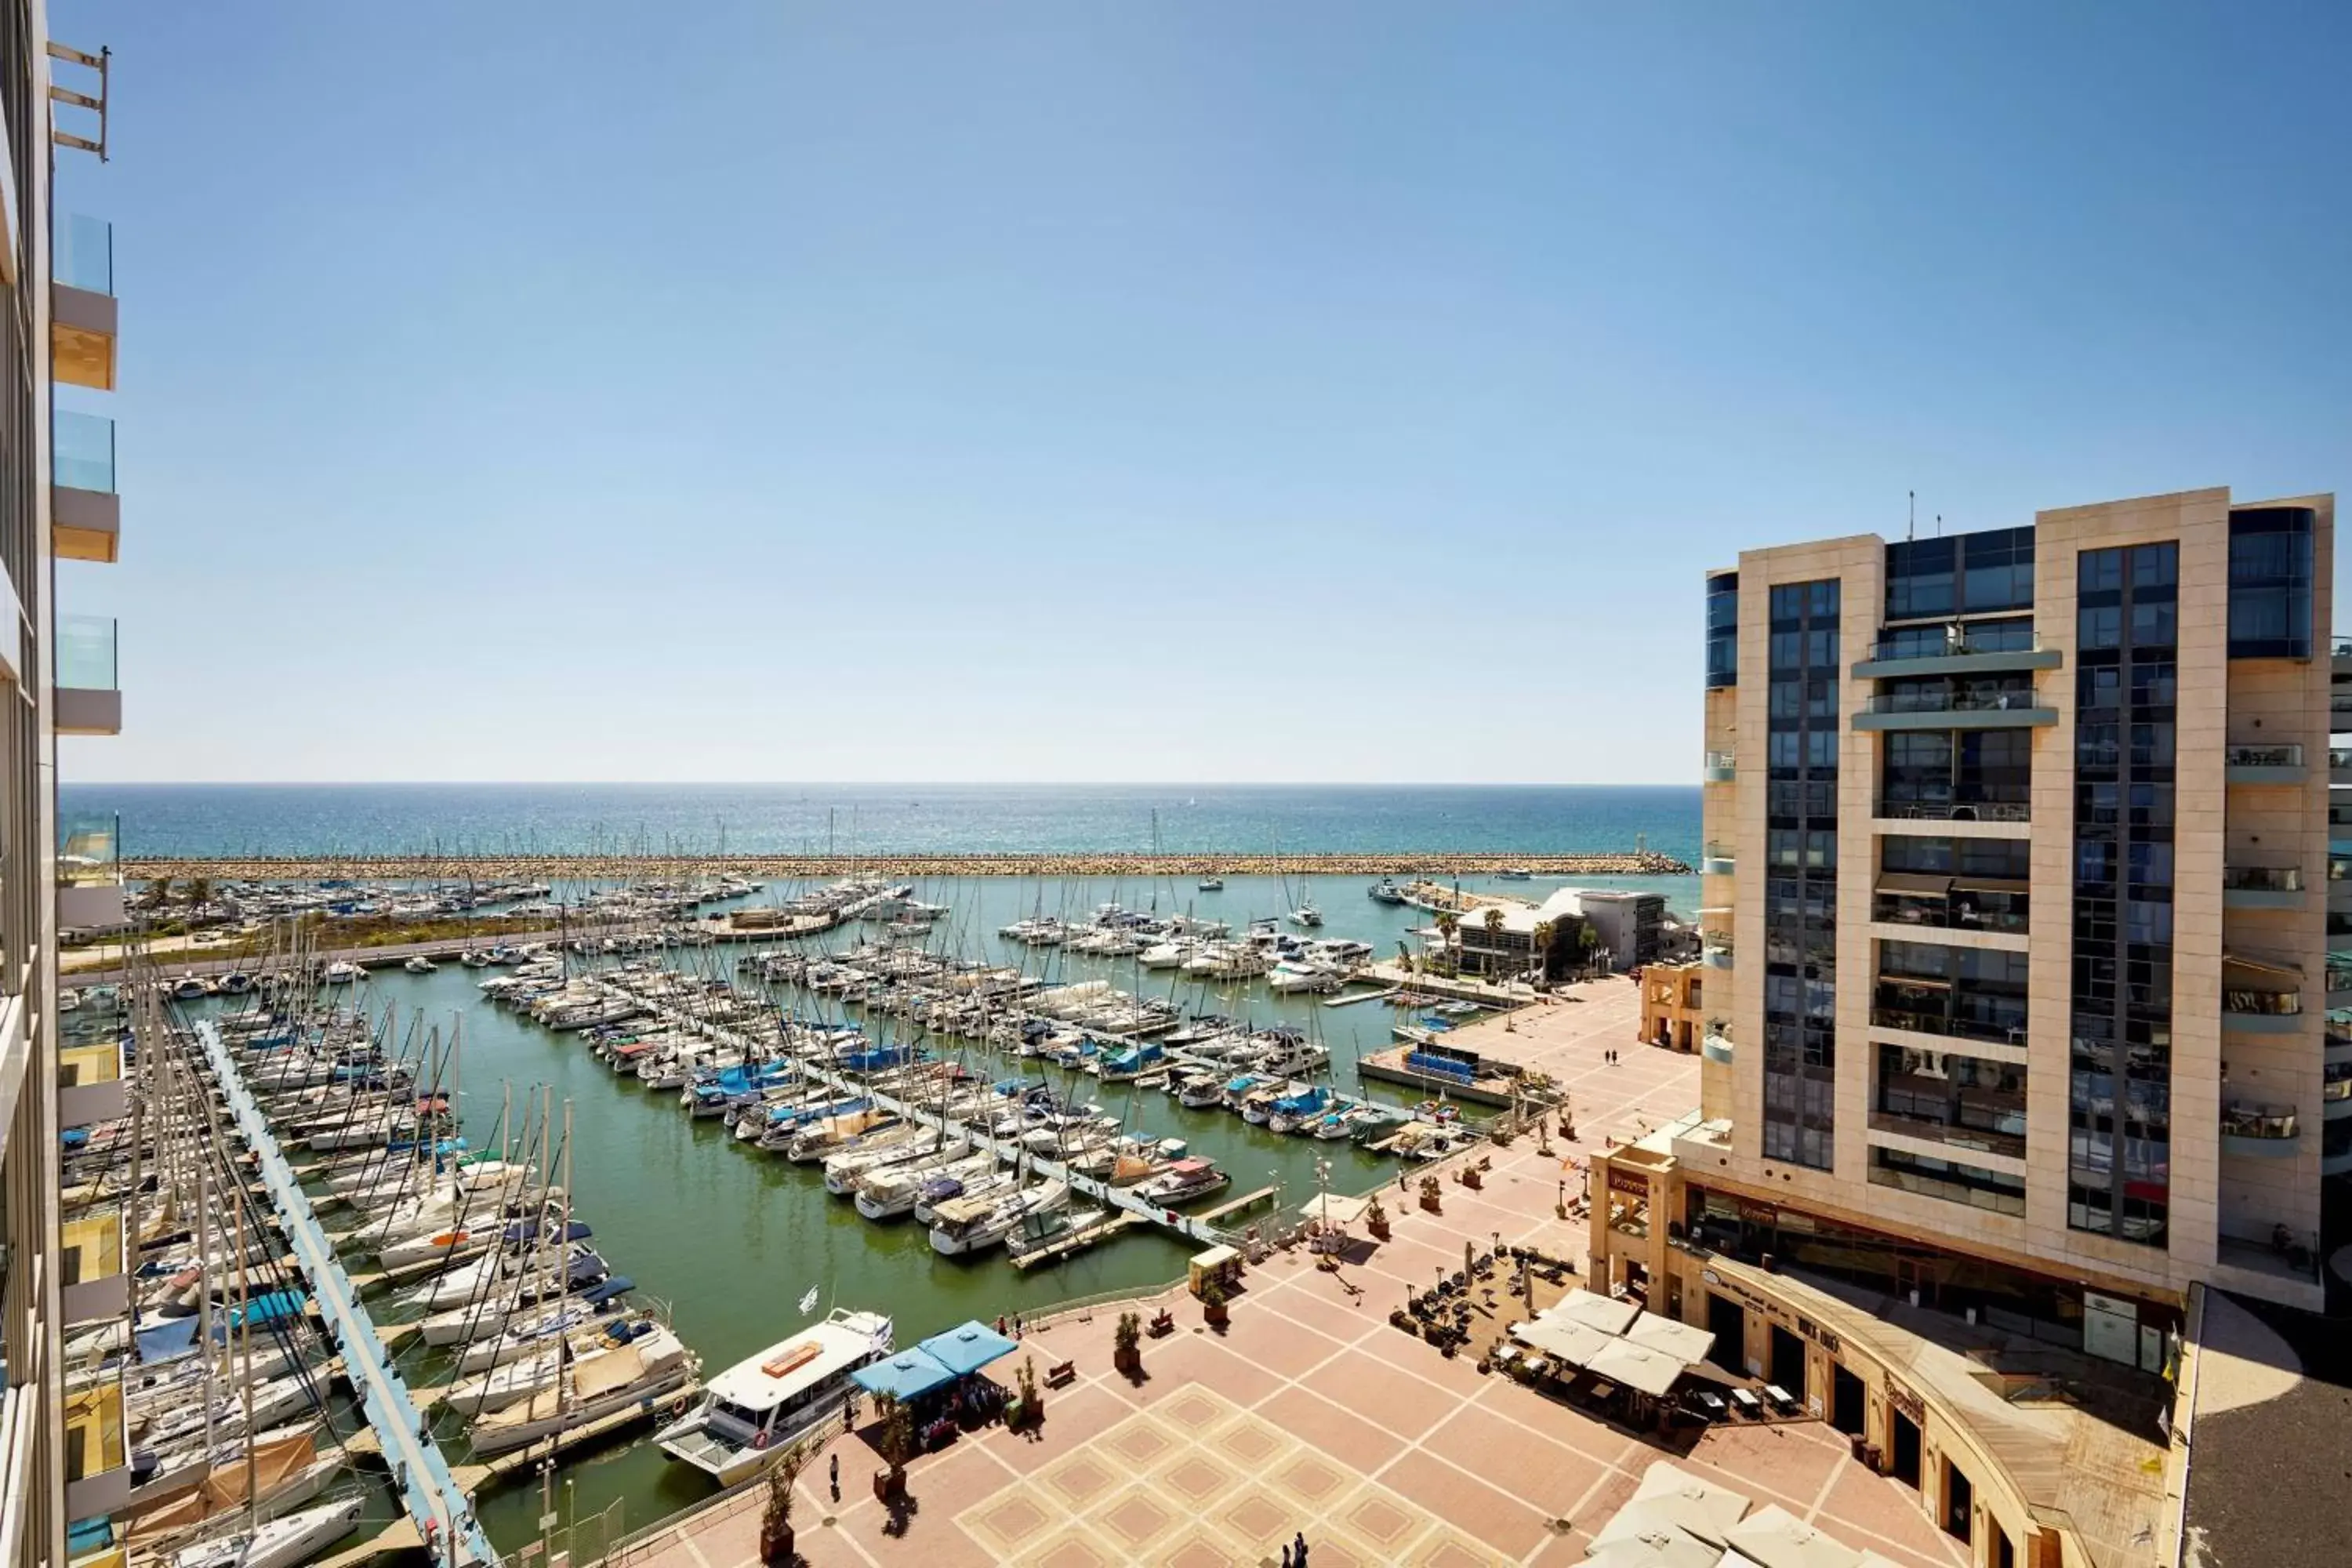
[121,850,1692,883]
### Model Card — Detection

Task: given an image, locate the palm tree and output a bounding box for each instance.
[1480,908,1505,977]
[1432,910,1460,973]
[137,876,172,911]
[1531,920,1556,983]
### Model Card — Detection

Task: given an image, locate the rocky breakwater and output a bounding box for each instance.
[121,849,1693,882]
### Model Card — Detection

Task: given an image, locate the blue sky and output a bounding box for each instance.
[54,2,2351,784]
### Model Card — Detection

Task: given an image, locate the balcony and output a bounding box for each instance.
[1872,796,2031,828]
[2324,1064,2350,1117]
[1702,750,1736,784]
[2334,747,2352,786]
[2223,865,2304,910]
[1851,630,2062,681]
[58,814,125,929]
[1700,933,1733,971]
[1873,883,2030,938]
[53,408,119,563]
[2222,984,2306,1034]
[1870,994,2028,1050]
[53,213,115,391]
[56,613,120,735]
[62,1375,130,1520]
[59,1040,126,1127]
[59,1207,125,1323]
[1700,840,1735,876]
[2225,743,2305,784]
[2220,1102,2300,1158]
[2330,953,2352,1005]
[1701,1025,1734,1065]
[1853,688,2056,731]
[1865,1108,2027,1163]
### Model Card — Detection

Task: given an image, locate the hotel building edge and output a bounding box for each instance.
[1592,487,2338,1568]
[5,9,122,1568]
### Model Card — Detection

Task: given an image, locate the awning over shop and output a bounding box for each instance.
[851,1347,957,1402]
[916,1320,1020,1378]
[1588,1337,1689,1398]
[1551,1287,1642,1336]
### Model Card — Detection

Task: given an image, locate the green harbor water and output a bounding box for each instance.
[263,871,1689,1552]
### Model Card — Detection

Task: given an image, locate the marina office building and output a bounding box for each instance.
[5,9,124,1568]
[1588,487,2339,1566]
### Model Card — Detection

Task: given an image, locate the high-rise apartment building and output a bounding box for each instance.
[4,8,122,1568]
[1686,487,2337,1324]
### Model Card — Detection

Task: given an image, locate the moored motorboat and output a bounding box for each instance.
[655,1308,891,1487]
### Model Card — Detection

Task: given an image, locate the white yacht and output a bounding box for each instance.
[929,1179,1068,1257]
[319,960,365,985]
[467,1323,694,1456]
[169,1494,366,1568]
[404,955,437,975]
[1287,903,1324,928]
[656,1308,891,1486]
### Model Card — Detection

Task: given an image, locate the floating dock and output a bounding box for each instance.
[193,1019,502,1568]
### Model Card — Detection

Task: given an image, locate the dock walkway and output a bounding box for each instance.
[194,1020,502,1568]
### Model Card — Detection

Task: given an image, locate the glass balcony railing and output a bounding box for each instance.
[55,213,113,296]
[2220,1104,2298,1141]
[1873,892,2030,935]
[1864,629,2044,662]
[1864,688,2048,716]
[1874,796,2031,823]
[2332,747,2352,771]
[58,814,118,887]
[2224,866,2303,894]
[2225,743,2304,769]
[53,409,115,494]
[1702,750,1736,775]
[2328,953,2352,993]
[2323,1066,2350,1103]
[2334,637,2352,659]
[57,615,116,691]
[2223,987,2303,1017]
[1702,840,1734,868]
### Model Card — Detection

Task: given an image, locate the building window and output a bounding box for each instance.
[1885,525,2034,622]
[2227,507,2314,659]
[1765,575,1840,1171]
[1706,570,1739,688]
[1869,1147,2027,1216]
[2069,539,2176,1247]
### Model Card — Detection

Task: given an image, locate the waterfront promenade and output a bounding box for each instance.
[118,850,1692,882]
[590,983,1973,1568]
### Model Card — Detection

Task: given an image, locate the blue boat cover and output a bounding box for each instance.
[851,1346,956,1401]
[582,1275,633,1305]
[228,1290,307,1328]
[918,1320,1020,1377]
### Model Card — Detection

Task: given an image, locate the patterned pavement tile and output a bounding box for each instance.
[1089,1483,1184,1554]
[962,1490,1062,1557]
[1036,1450,1119,1509]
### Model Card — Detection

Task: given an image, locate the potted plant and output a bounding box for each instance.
[1200,1274,1230,1330]
[760,1442,807,1565]
[871,1394,914,1504]
[1112,1311,1143,1376]
[1366,1195,1391,1243]
[1007,1355,1040,1429]
[1418,1174,1443,1214]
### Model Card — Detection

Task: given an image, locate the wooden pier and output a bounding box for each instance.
[452,1380,704,1490]
[1190,1185,1279,1227]
[1011,1210,1144,1269]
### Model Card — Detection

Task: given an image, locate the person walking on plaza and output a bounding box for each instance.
[1281,1545,1293,1568]
[829,1450,840,1501]
[1294,1531,1311,1565]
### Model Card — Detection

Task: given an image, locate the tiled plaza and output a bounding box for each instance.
[608,979,1973,1568]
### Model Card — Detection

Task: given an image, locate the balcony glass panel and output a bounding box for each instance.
[1872,889,2028,935]
[2224,743,2303,768]
[55,213,113,295]
[2332,747,2352,770]
[57,615,117,690]
[2224,866,2303,893]
[1864,678,2044,716]
[2222,985,2303,1017]
[1865,623,2041,662]
[2324,1062,2350,1102]
[53,410,115,493]
[1867,1146,2026,1215]
[2220,1104,2298,1141]
[58,814,118,887]
[2328,953,2352,993]
[1703,750,1735,774]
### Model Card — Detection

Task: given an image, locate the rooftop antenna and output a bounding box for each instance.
[1907,490,1915,543]
[1935,514,1944,537]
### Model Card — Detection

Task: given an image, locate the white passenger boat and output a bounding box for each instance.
[655,1308,892,1487]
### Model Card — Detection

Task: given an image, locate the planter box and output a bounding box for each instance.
[760,1525,795,1565]
[1113,1347,1142,1377]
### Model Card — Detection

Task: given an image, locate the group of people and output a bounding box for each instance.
[1280,1533,1313,1566]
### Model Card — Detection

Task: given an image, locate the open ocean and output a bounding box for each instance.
[64,782,1702,863]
